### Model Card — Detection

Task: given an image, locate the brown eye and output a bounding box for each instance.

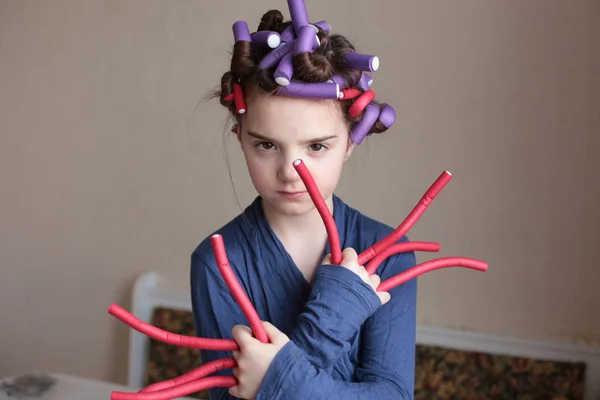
[309,144,326,152]
[256,142,275,150]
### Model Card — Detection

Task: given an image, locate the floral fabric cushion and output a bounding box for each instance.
[415,345,586,399]
[145,307,586,400]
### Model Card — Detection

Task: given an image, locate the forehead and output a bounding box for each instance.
[243,91,346,140]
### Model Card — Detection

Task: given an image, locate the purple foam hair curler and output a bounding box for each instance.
[314,20,331,33]
[280,26,295,43]
[251,31,281,48]
[277,81,340,99]
[344,52,380,72]
[294,25,318,54]
[378,104,396,128]
[357,72,374,90]
[274,52,294,86]
[328,75,349,90]
[309,24,322,47]
[350,103,380,145]
[233,21,251,42]
[258,41,295,69]
[287,0,310,34]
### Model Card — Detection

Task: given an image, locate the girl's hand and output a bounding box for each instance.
[229,321,290,400]
[322,248,391,305]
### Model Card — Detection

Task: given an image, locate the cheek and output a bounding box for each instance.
[313,153,345,193]
[241,148,273,186]
[243,153,263,175]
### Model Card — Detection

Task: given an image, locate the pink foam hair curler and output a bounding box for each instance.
[292,159,343,265]
[210,234,269,343]
[378,258,488,292]
[110,376,237,400]
[357,170,453,265]
[108,0,487,395]
[138,358,236,394]
[348,89,376,118]
[108,165,487,398]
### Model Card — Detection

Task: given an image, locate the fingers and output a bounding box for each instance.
[368,274,390,305]
[339,247,368,280]
[368,274,381,288]
[377,291,391,305]
[328,247,390,304]
[341,247,358,263]
[232,324,254,349]
[262,321,289,346]
[229,385,241,398]
[324,248,358,266]
[233,322,290,348]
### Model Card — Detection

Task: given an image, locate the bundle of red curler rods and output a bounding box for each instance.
[107,160,488,400]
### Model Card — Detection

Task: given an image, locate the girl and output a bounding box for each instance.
[191,5,417,400]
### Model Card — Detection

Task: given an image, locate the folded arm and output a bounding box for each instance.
[255,250,418,400]
[190,252,389,399]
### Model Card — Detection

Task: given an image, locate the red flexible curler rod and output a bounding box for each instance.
[293,159,343,265]
[358,171,452,266]
[377,257,488,292]
[111,376,237,400]
[108,303,238,351]
[365,241,441,275]
[139,358,236,393]
[210,234,269,343]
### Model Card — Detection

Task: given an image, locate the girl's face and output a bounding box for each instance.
[238,90,354,217]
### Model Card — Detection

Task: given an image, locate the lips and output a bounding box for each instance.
[278,191,307,199]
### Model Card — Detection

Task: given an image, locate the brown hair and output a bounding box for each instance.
[216,9,392,138]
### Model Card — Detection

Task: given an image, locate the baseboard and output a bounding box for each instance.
[416,324,600,400]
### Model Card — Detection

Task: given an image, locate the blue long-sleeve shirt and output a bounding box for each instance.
[190,195,417,399]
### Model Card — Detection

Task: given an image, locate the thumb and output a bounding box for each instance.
[231,325,254,349]
[341,247,358,263]
[262,321,289,346]
[321,253,332,265]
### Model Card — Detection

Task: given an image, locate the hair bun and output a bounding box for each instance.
[220,71,236,108]
[258,10,285,32]
[293,52,334,83]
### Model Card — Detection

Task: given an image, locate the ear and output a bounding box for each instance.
[231,123,242,144]
[344,139,356,162]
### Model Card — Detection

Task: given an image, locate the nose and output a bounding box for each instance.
[277,153,301,183]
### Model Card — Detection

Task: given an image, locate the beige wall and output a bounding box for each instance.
[1,0,598,384]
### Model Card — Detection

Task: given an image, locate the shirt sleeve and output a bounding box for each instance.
[190,252,386,400]
[256,247,418,400]
[285,264,383,369]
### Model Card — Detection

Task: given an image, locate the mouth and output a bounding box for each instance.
[278,191,307,198]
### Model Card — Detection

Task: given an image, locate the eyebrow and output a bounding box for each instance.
[246,130,338,144]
